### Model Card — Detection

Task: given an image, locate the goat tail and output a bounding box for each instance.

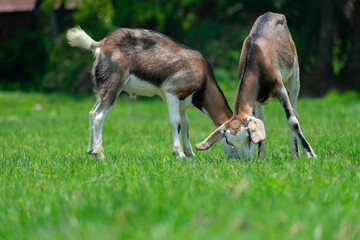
[66,27,100,52]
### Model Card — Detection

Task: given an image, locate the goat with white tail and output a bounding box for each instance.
[67,27,238,159]
[195,12,316,159]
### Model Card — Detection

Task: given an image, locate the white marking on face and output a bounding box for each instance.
[220,138,239,158]
[225,127,255,160]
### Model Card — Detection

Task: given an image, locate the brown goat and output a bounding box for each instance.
[195,12,316,159]
[67,27,239,158]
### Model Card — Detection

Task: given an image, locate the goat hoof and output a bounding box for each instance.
[95,151,105,159]
[172,150,186,158]
[178,152,186,158]
[302,150,316,158]
[88,148,105,159]
[308,152,317,158]
[90,152,105,160]
[185,152,196,158]
[291,151,299,158]
[99,152,106,159]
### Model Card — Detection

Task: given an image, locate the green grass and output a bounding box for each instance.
[0,90,360,239]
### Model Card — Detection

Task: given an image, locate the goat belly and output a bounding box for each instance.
[123,74,161,97]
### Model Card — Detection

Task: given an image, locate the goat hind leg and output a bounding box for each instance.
[88,101,112,159]
[277,86,316,158]
[254,102,265,158]
[88,99,100,154]
[288,81,300,157]
[89,70,127,159]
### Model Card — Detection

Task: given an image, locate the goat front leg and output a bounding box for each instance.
[254,102,265,158]
[165,93,186,158]
[180,110,196,158]
[277,86,316,158]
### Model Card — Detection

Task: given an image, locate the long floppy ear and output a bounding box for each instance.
[195,124,226,151]
[247,117,266,144]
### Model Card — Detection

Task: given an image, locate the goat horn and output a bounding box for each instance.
[195,124,226,151]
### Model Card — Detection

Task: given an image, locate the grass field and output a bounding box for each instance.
[1,90,360,239]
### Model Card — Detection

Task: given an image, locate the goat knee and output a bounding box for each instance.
[287,116,300,131]
[93,116,103,128]
[89,112,104,129]
[89,110,97,121]
[171,117,181,131]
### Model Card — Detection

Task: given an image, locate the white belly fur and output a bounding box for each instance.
[123,74,194,110]
[123,74,161,97]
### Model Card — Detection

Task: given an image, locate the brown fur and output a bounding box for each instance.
[196,12,316,158]
[92,28,232,126]
[68,27,234,158]
[230,12,296,131]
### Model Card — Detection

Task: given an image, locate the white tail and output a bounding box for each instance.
[66,27,98,51]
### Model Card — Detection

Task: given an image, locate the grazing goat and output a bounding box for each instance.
[195,12,316,159]
[67,27,238,159]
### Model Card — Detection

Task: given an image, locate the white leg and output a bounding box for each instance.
[289,84,300,157]
[287,70,301,157]
[254,102,265,158]
[88,65,126,159]
[88,101,111,159]
[180,110,196,158]
[165,93,186,158]
[88,99,99,154]
[277,86,316,158]
[290,129,299,157]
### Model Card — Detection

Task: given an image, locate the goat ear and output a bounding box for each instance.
[195,124,226,151]
[247,117,266,144]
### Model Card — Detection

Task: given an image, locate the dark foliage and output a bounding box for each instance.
[0,0,358,95]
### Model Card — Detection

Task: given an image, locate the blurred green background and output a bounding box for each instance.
[0,0,359,96]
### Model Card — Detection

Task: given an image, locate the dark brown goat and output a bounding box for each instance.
[67,27,238,158]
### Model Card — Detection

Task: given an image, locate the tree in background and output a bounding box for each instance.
[339,0,360,90]
[0,0,358,95]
